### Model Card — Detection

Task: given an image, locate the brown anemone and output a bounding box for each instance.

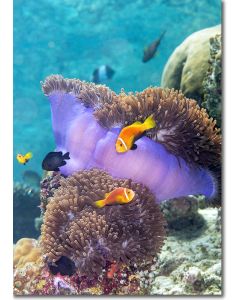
[40,168,166,277]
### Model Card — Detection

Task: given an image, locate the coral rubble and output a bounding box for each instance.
[40,168,166,277]
[144,207,222,295]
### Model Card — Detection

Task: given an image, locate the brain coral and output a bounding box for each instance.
[161,25,221,102]
[42,75,221,202]
[40,169,166,277]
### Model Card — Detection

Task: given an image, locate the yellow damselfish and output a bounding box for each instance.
[94,187,135,208]
[16,152,33,165]
[116,114,156,153]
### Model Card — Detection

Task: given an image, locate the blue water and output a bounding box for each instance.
[13,0,221,182]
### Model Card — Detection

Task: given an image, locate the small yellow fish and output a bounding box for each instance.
[16,152,32,165]
[116,115,156,153]
[94,187,135,208]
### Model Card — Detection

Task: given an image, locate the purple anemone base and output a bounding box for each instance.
[47,91,216,203]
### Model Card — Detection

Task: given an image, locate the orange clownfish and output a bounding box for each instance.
[94,187,135,208]
[116,115,156,153]
[16,152,33,165]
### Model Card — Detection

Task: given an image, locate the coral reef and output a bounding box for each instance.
[161,25,221,103]
[14,207,221,296]
[13,173,222,296]
[40,168,166,277]
[14,255,147,295]
[13,182,40,242]
[202,33,222,127]
[42,75,221,202]
[140,207,221,295]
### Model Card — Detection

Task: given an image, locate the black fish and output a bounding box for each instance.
[42,151,70,171]
[48,256,76,276]
[142,30,166,63]
[92,65,115,84]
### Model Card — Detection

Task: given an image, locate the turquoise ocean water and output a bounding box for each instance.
[14,0,221,182]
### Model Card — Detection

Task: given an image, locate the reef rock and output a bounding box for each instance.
[143,207,222,295]
[160,195,206,230]
[161,25,221,103]
[202,33,222,126]
[13,237,149,295]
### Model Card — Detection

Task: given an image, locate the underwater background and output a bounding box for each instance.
[14,0,221,183]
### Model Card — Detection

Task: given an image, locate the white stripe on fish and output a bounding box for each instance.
[117,137,128,151]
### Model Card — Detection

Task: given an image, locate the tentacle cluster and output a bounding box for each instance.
[95,88,221,169]
[40,169,166,277]
[41,74,117,110]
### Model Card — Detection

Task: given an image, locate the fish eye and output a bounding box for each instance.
[120,143,123,147]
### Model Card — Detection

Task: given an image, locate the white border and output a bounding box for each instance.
[0,0,13,298]
[1,0,240,299]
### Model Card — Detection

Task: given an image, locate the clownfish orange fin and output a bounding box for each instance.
[94,199,106,208]
[130,144,138,150]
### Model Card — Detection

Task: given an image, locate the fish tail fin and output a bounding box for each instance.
[159,30,167,40]
[144,114,156,130]
[25,152,33,159]
[94,199,106,208]
[63,152,70,160]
